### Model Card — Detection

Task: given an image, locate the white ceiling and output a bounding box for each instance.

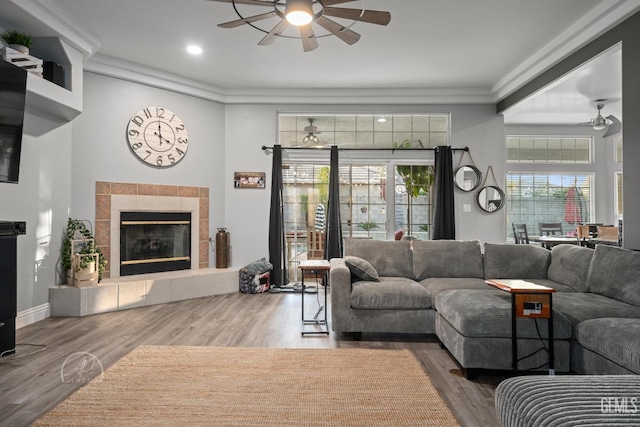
[2,0,639,124]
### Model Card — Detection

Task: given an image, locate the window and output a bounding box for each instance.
[614,134,623,163]
[506,173,593,238]
[279,113,447,280]
[279,114,448,149]
[615,171,623,217]
[506,137,591,163]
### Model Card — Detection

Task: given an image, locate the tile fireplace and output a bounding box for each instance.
[120,211,192,276]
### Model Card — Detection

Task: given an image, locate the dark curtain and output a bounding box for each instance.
[268,145,288,286]
[431,146,455,240]
[324,146,343,260]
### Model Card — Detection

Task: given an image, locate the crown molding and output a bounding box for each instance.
[222,87,493,105]
[492,0,640,103]
[86,53,492,104]
[85,54,228,103]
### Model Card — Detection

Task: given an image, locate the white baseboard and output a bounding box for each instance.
[16,303,50,329]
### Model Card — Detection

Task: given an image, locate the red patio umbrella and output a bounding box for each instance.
[564,187,582,225]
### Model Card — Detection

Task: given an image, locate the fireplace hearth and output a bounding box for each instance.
[120,212,191,276]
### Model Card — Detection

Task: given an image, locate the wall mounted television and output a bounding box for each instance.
[0,59,27,184]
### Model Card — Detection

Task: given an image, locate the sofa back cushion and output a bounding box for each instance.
[413,240,484,280]
[547,245,593,292]
[483,243,550,279]
[344,238,413,278]
[586,245,640,307]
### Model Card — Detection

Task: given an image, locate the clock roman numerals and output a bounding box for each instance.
[126,106,189,169]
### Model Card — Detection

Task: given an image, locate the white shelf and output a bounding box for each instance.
[23,37,83,121]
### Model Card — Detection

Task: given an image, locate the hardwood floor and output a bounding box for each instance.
[0,290,503,426]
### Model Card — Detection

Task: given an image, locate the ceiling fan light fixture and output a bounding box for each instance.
[285,0,313,26]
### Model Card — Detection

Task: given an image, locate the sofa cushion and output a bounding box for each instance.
[483,243,550,279]
[419,277,489,300]
[434,290,572,339]
[344,255,379,282]
[344,238,413,278]
[586,245,640,307]
[413,240,484,280]
[552,293,640,327]
[547,245,593,292]
[574,318,640,374]
[350,277,431,310]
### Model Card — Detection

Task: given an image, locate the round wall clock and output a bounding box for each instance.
[126,106,189,168]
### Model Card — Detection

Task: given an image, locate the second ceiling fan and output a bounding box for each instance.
[208,0,391,52]
[578,100,622,138]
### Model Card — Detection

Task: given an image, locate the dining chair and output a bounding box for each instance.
[512,223,530,244]
[539,222,563,236]
[576,225,593,247]
[596,225,619,245]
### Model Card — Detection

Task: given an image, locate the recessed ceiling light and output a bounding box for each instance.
[187,45,203,55]
[377,117,387,123]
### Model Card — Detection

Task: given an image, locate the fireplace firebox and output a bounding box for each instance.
[120,212,191,276]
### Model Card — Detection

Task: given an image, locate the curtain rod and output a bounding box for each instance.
[261,145,469,153]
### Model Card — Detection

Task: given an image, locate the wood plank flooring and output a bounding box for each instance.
[0,290,503,427]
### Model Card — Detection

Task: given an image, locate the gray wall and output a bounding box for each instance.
[225,103,506,268]
[70,72,227,262]
[0,114,72,312]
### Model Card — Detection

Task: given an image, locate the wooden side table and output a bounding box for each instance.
[299,260,330,336]
[485,279,556,375]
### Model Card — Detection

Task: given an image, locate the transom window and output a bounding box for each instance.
[507,136,592,163]
[279,114,448,149]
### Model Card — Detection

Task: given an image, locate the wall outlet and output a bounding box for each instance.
[463,204,471,212]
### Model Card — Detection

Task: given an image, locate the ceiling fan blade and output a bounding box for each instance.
[207,0,274,6]
[258,20,289,45]
[603,115,622,138]
[299,24,319,52]
[315,16,361,45]
[577,122,594,126]
[218,11,277,28]
[323,7,391,25]
[319,0,358,5]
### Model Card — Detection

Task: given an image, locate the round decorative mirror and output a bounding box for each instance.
[477,185,506,212]
[454,165,482,192]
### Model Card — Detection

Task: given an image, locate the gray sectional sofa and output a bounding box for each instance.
[330,238,640,376]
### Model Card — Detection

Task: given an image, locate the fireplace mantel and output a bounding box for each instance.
[95,182,210,279]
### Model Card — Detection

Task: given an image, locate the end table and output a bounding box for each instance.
[299,260,330,336]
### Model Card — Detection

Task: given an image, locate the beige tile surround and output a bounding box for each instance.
[95,181,210,279]
[47,182,238,318]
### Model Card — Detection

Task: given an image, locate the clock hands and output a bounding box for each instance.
[153,131,172,146]
[153,122,172,146]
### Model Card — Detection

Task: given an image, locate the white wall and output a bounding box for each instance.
[225,103,506,268]
[0,113,72,312]
[71,72,227,264]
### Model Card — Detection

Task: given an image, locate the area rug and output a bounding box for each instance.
[34,346,459,426]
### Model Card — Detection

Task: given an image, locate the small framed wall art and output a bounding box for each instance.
[234,172,265,189]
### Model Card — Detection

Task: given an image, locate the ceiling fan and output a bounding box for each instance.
[578,100,622,137]
[207,0,391,52]
[302,118,322,146]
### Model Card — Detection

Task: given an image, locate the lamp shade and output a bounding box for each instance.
[285,0,313,26]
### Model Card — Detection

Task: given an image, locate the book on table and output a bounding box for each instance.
[485,279,555,293]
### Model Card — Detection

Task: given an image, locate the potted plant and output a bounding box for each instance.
[1,30,32,54]
[357,221,379,236]
[62,218,107,283]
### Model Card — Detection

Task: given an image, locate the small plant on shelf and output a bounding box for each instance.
[1,30,33,53]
